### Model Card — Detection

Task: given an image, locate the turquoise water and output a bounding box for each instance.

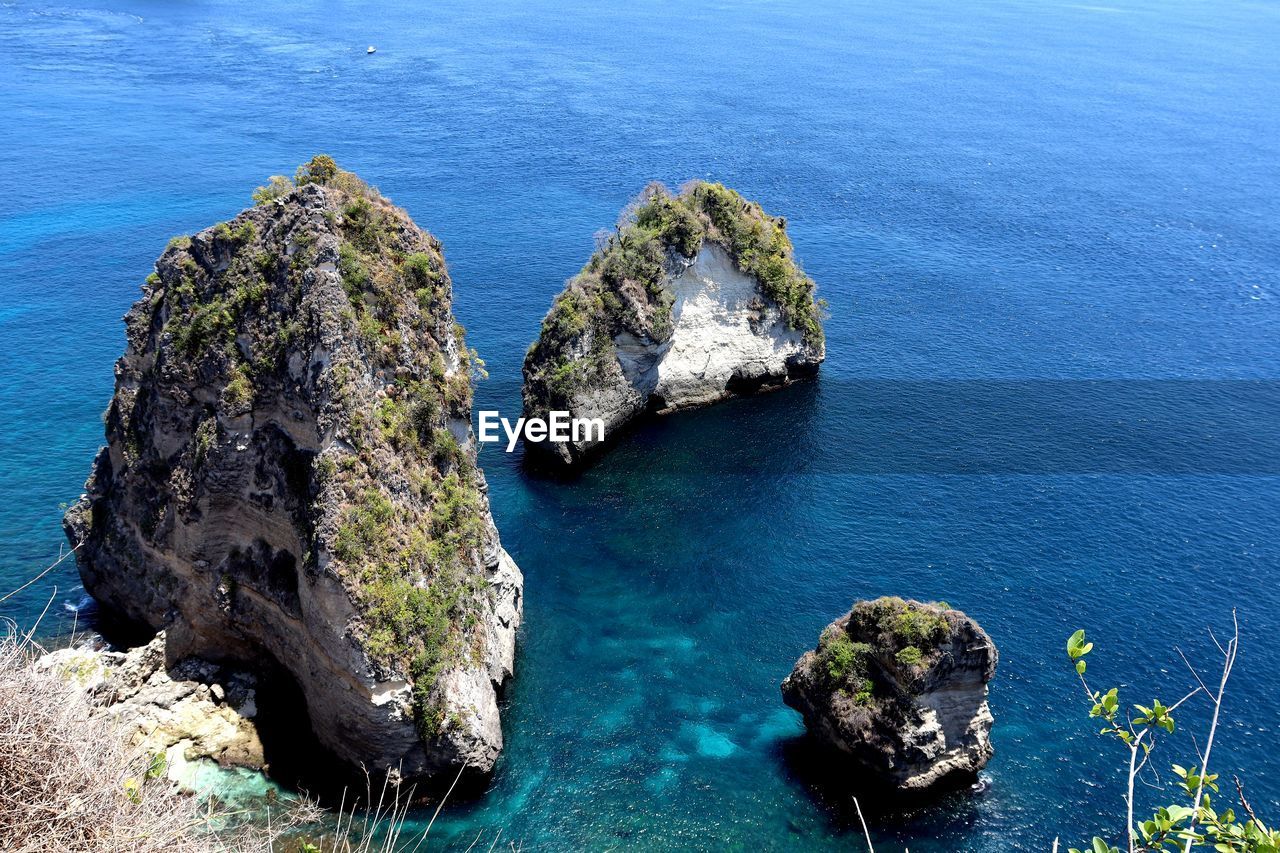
[3,0,1280,849]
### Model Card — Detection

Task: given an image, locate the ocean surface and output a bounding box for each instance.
[2,0,1279,849]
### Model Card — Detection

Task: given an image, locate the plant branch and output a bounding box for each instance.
[0,543,79,604]
[1181,610,1240,853]
[1234,776,1261,829]
[853,797,875,852]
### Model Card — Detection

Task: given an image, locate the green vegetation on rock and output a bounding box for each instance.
[144,155,493,743]
[849,596,951,657]
[816,629,875,705]
[783,597,996,794]
[524,180,825,410]
[812,597,956,706]
[895,645,924,667]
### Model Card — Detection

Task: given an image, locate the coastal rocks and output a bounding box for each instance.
[781,598,997,794]
[36,632,265,776]
[521,181,825,466]
[63,156,522,786]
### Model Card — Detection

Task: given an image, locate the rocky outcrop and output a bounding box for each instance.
[63,156,522,786]
[36,633,266,777]
[781,598,997,794]
[522,181,825,466]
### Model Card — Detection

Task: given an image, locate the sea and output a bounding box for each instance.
[2,0,1278,849]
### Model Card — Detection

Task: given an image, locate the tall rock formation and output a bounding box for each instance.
[781,598,997,794]
[63,157,522,785]
[521,181,825,466]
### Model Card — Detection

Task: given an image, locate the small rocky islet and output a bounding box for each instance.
[52,160,993,809]
[521,180,827,466]
[782,597,998,794]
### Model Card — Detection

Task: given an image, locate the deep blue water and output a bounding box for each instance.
[3,0,1279,849]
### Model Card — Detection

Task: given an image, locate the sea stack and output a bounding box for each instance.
[63,156,522,785]
[521,181,825,466]
[781,598,997,794]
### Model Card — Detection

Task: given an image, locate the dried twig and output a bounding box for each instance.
[852,796,875,852]
[1182,612,1240,852]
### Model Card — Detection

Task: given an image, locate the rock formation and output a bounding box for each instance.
[36,633,266,778]
[522,181,825,466]
[63,156,522,786]
[781,597,997,794]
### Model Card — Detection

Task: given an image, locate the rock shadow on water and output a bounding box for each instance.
[518,378,823,479]
[777,733,988,830]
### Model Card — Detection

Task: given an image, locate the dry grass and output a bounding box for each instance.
[0,548,494,853]
[1,618,232,851]
[0,615,467,852]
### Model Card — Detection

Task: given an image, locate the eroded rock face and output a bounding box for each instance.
[36,632,266,777]
[781,598,997,794]
[522,182,825,466]
[64,158,522,785]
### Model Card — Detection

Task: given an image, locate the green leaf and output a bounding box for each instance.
[1076,659,1087,675]
[145,752,167,780]
[1068,630,1087,659]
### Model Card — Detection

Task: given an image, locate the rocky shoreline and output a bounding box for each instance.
[44,160,1002,828]
[37,633,267,779]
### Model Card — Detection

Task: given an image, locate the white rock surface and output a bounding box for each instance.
[530,242,824,465]
[653,245,808,406]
